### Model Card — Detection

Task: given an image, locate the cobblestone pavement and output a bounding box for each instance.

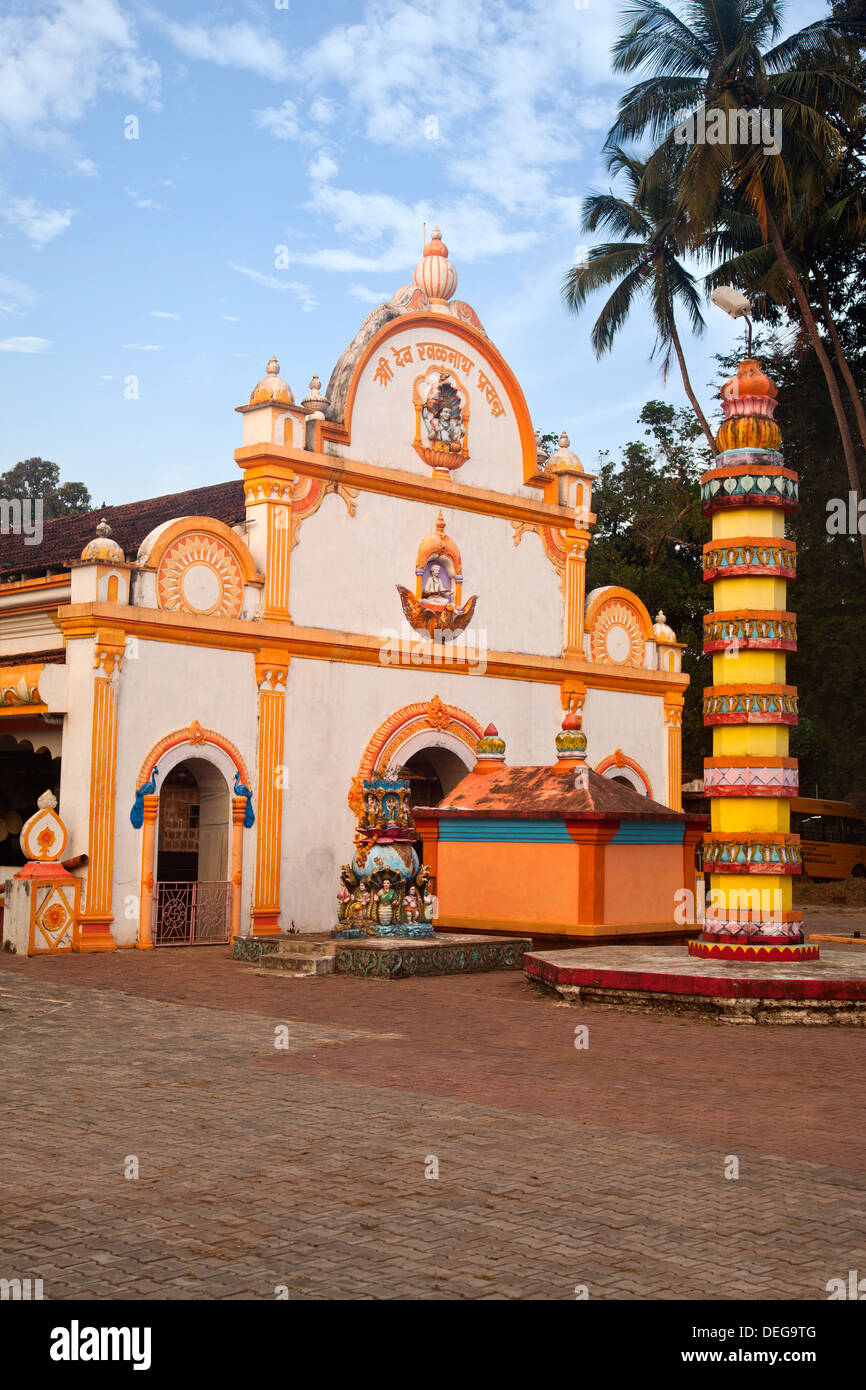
[1,945,865,1300]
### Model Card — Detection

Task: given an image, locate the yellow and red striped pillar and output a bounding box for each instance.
[691,358,814,962]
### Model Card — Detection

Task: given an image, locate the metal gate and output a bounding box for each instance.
[154,881,231,946]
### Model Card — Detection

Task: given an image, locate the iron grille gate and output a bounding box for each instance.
[154,881,231,946]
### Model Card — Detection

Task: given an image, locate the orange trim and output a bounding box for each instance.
[236,441,570,528]
[702,463,798,481]
[56,602,691,697]
[137,724,252,788]
[593,751,653,798]
[143,515,259,583]
[318,312,539,486]
[706,755,798,769]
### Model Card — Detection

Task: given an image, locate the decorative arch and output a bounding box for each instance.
[594,750,653,798]
[325,313,539,485]
[348,696,484,816]
[143,516,259,583]
[137,721,251,790]
[585,586,654,668]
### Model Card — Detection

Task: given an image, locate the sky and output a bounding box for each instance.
[0,0,825,506]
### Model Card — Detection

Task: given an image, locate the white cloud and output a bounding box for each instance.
[0,336,52,353]
[122,343,162,350]
[309,151,338,183]
[254,0,625,282]
[253,99,300,141]
[230,263,317,312]
[0,0,160,145]
[124,186,168,211]
[0,274,39,317]
[0,194,73,247]
[149,310,180,319]
[348,284,390,303]
[74,157,99,177]
[310,97,335,125]
[160,20,289,81]
[221,314,240,322]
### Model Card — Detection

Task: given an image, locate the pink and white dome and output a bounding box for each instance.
[413,227,458,302]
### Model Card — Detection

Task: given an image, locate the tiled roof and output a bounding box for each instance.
[425,765,698,821]
[0,480,246,576]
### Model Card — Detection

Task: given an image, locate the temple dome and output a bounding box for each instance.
[81,519,124,564]
[250,355,294,405]
[413,227,458,302]
[547,430,584,474]
[653,611,677,642]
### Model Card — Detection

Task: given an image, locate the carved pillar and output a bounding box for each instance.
[563,528,590,655]
[231,795,246,940]
[240,465,296,622]
[136,794,159,949]
[251,650,289,935]
[663,695,684,811]
[77,630,124,952]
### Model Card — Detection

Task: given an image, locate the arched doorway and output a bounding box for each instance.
[154,758,231,945]
[400,746,469,809]
[0,734,61,872]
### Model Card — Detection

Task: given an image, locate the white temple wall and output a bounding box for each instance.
[582,687,667,803]
[326,322,533,496]
[290,489,563,657]
[109,639,257,946]
[279,657,557,932]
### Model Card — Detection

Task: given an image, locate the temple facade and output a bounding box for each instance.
[0,228,689,951]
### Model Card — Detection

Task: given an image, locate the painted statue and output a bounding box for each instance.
[334,774,434,939]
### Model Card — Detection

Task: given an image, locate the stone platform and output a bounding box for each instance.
[525,943,866,1025]
[235,932,532,980]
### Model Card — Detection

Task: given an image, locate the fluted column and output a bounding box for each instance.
[663,695,684,811]
[77,631,124,952]
[564,528,591,655]
[691,359,813,962]
[251,650,288,935]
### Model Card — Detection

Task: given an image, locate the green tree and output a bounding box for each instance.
[0,458,92,519]
[587,400,712,774]
[606,0,866,563]
[562,147,717,452]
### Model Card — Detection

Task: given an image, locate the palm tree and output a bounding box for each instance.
[563,147,718,453]
[606,0,866,565]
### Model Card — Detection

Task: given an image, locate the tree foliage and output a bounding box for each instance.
[0,458,92,519]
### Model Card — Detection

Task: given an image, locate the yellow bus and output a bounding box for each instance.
[790,798,866,881]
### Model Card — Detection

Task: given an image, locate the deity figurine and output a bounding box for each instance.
[362,793,379,829]
[423,562,452,600]
[344,883,372,927]
[403,886,420,924]
[376,876,397,926]
[383,793,400,826]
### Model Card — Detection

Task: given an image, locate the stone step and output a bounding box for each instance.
[257,952,334,976]
[273,938,337,958]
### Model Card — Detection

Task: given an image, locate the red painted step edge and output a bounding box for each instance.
[523,954,866,1001]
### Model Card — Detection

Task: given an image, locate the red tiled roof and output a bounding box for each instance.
[0,480,246,576]
[423,765,699,821]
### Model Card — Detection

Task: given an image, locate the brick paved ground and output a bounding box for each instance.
[1,943,865,1300]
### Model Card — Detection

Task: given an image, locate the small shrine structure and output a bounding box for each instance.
[415,717,705,941]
